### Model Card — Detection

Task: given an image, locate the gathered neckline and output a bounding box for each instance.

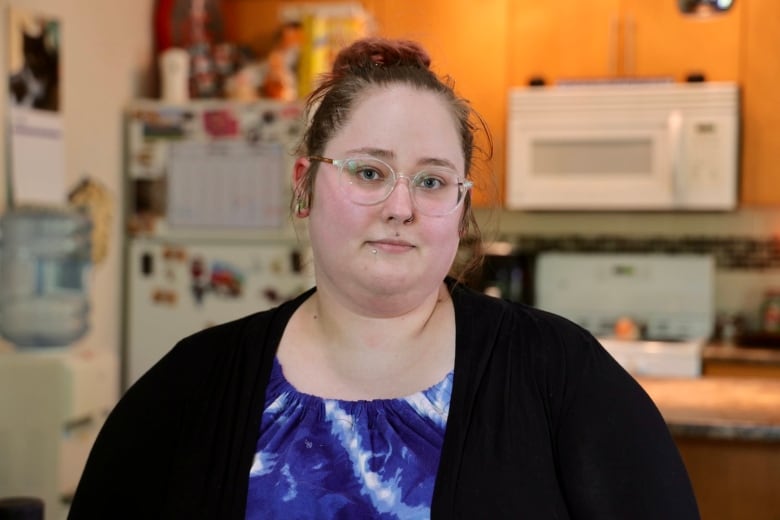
[268,356,453,411]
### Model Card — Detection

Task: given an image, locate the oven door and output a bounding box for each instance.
[506,120,676,210]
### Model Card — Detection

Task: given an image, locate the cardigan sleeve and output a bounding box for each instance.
[68,299,296,520]
[545,319,701,518]
[68,314,274,519]
[67,337,193,519]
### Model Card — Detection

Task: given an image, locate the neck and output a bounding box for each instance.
[312,281,446,353]
[317,267,447,319]
[278,281,455,399]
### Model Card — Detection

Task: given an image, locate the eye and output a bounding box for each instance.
[419,176,443,189]
[415,170,454,191]
[356,166,383,182]
[345,159,389,183]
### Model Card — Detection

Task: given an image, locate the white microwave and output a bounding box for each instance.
[506,82,739,211]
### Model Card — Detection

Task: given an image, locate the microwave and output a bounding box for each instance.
[506,82,739,211]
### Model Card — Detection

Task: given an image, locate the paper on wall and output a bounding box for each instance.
[9,106,66,206]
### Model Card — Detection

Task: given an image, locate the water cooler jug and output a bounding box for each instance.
[0,206,92,348]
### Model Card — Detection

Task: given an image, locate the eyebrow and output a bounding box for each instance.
[344,147,459,171]
[345,147,394,160]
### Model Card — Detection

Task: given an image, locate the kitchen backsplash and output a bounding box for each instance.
[477,232,780,330]
[500,234,780,270]
[469,207,780,323]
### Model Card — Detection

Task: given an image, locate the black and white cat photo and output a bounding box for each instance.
[8,18,60,112]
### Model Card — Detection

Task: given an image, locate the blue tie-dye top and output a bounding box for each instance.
[245,357,452,519]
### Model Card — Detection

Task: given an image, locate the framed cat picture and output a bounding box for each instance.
[7,7,60,112]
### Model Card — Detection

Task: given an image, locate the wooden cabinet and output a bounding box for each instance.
[621,0,742,82]
[368,0,507,207]
[676,436,780,520]
[739,0,780,206]
[640,376,780,519]
[507,0,619,85]
[507,0,741,86]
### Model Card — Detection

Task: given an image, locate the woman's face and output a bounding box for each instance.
[299,84,466,314]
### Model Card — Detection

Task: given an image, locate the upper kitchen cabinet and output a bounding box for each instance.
[507,0,742,86]
[621,0,741,81]
[739,0,780,206]
[508,0,620,84]
[369,0,508,207]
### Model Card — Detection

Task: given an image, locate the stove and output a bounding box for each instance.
[534,253,715,378]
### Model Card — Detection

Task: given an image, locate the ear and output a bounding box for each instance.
[292,157,311,218]
[293,156,310,186]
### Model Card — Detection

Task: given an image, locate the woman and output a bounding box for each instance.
[69,38,700,519]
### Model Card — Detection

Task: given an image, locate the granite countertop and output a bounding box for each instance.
[637,376,780,442]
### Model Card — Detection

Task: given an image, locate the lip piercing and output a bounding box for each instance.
[371,249,377,254]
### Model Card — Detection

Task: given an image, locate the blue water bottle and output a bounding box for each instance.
[0,206,92,348]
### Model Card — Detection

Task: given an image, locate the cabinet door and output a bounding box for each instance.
[507,0,621,86]
[621,0,742,82]
[371,0,508,207]
[508,0,741,85]
[740,0,780,205]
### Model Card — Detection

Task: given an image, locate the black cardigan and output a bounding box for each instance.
[69,284,700,519]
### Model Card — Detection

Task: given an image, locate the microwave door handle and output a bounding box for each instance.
[668,110,683,204]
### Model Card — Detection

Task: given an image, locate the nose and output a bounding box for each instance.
[381,175,415,223]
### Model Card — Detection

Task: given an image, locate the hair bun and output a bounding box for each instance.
[331,37,432,78]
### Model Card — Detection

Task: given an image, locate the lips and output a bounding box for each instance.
[367,239,415,253]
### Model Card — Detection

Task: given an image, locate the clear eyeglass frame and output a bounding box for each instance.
[309,155,473,217]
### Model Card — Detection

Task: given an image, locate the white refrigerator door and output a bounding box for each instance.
[124,238,313,389]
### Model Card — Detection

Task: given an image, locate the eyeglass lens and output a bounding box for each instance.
[338,157,467,216]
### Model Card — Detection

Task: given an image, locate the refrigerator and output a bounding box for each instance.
[122,99,314,390]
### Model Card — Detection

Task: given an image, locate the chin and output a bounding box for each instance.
[366,269,442,296]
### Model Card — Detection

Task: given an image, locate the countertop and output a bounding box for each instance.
[637,376,780,442]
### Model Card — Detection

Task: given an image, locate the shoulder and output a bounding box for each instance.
[449,283,651,425]
[450,282,595,349]
[450,282,621,390]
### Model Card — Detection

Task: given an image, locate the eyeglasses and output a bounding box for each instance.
[309,155,473,217]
